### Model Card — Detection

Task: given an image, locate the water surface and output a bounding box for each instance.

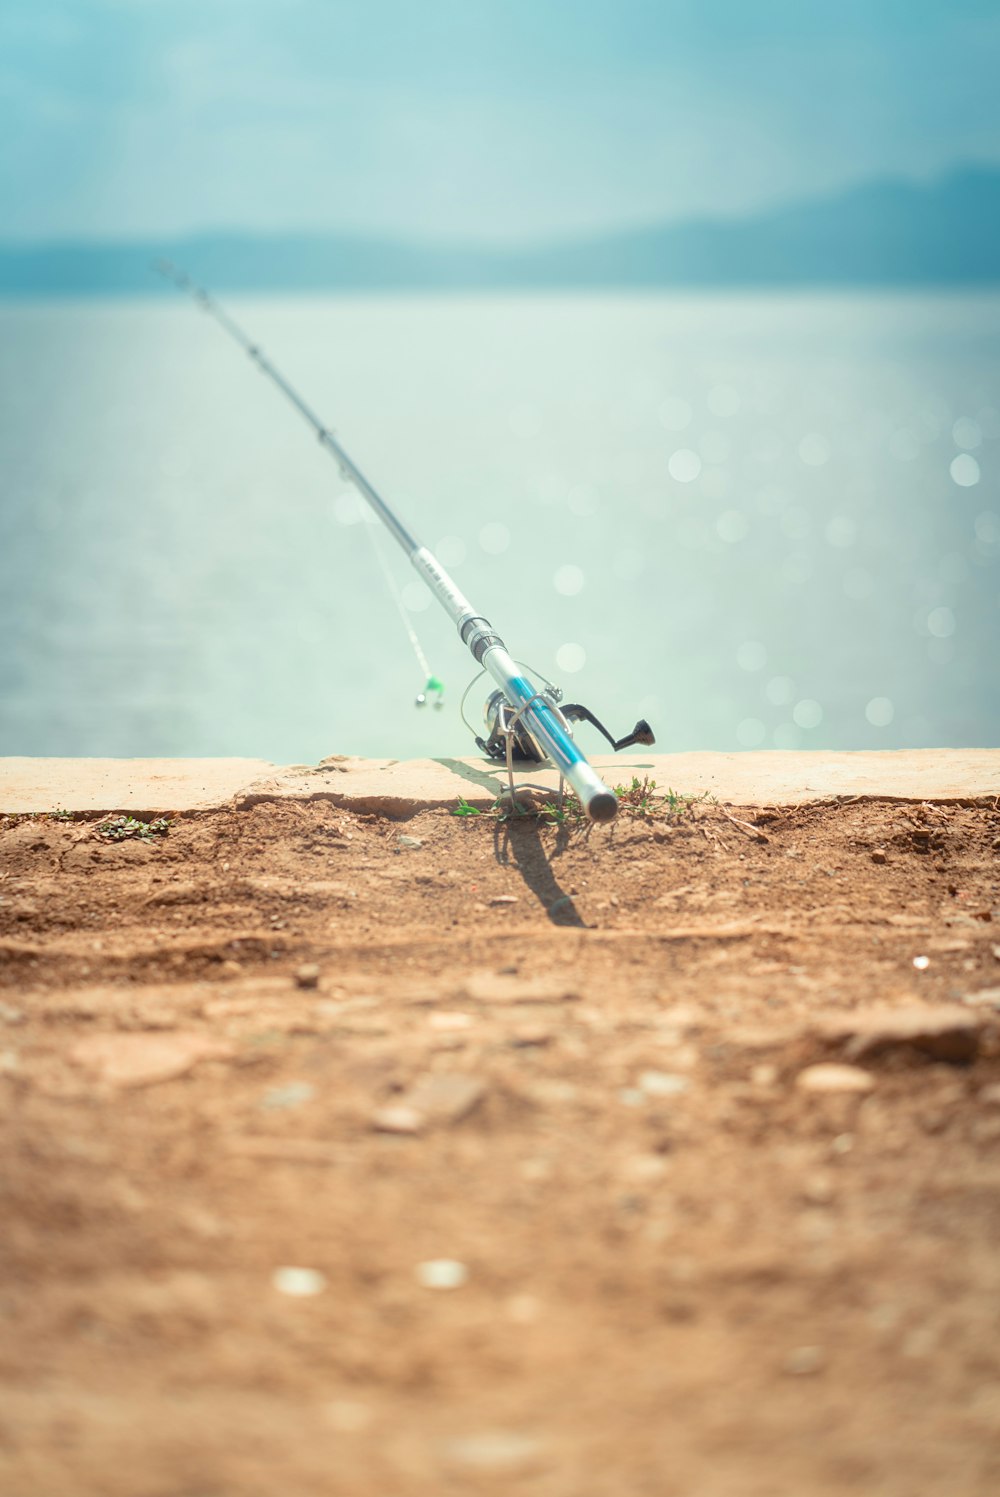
[0,292,997,763]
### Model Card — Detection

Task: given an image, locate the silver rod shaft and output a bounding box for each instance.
[155,261,618,822]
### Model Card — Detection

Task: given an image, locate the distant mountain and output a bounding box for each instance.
[2,166,998,295]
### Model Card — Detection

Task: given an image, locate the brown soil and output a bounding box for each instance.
[2,793,1000,1496]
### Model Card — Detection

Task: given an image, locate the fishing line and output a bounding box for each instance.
[360,514,444,706]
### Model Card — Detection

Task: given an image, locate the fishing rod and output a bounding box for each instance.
[155,261,654,822]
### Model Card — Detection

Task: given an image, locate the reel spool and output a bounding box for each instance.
[476,686,655,763]
[480,688,550,762]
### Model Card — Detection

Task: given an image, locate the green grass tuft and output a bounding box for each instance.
[95,815,171,842]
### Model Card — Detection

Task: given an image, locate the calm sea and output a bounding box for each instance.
[0,292,997,764]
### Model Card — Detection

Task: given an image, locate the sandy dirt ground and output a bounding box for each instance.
[2,789,1000,1496]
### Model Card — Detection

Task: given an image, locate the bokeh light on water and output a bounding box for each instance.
[0,292,997,762]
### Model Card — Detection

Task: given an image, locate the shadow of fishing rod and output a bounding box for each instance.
[492,816,588,927]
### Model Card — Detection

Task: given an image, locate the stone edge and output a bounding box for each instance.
[1,750,998,818]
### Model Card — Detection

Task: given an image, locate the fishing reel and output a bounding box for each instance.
[476,685,655,763]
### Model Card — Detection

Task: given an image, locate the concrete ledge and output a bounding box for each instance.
[1,749,997,817]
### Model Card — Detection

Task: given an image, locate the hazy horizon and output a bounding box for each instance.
[0,159,995,254]
[3,164,998,295]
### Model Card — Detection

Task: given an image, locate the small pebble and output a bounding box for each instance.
[324,1400,373,1433]
[621,1153,668,1182]
[869,1302,901,1332]
[902,1324,938,1359]
[260,1082,315,1110]
[833,1003,980,1063]
[401,1072,486,1124]
[801,1172,836,1206]
[783,1345,826,1377]
[963,986,1000,1010]
[71,1031,231,1088]
[509,1025,552,1048]
[912,955,930,971]
[443,1432,544,1473]
[871,848,887,865]
[416,1259,467,1290]
[371,1105,423,1135]
[639,1070,690,1099]
[272,1266,326,1297]
[295,963,321,990]
[489,895,518,906]
[397,835,423,850]
[796,1063,875,1095]
[506,1293,542,1324]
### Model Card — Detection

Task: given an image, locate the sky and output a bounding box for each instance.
[3,0,999,245]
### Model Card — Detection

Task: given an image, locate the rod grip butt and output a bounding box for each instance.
[587,791,618,823]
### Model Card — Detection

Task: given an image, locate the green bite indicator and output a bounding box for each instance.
[416,675,445,709]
